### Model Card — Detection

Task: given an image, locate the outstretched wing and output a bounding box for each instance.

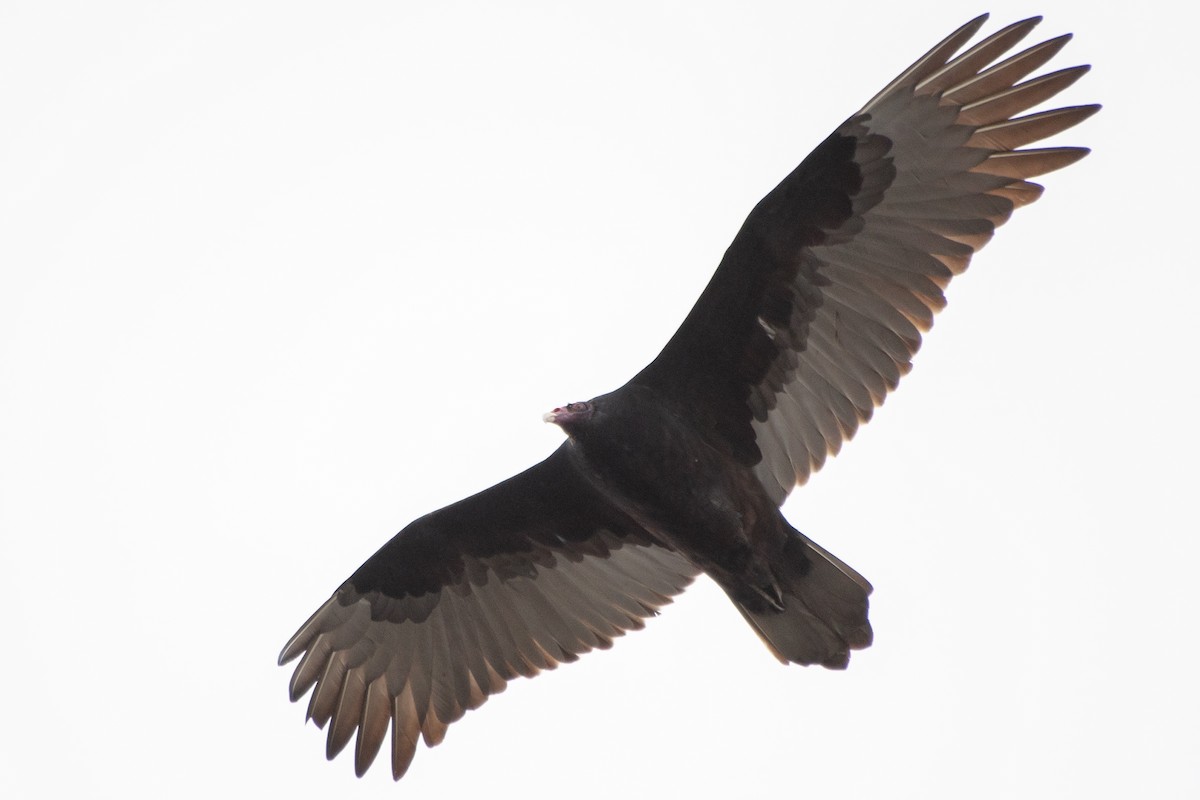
[279,444,698,779]
[632,14,1098,503]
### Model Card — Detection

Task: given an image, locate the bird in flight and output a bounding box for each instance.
[280,13,1097,780]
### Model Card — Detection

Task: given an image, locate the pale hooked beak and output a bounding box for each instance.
[544,402,592,429]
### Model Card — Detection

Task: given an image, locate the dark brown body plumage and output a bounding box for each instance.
[561,384,865,634]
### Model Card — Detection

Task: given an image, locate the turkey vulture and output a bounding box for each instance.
[280,13,1097,780]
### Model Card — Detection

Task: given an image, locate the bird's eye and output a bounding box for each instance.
[567,402,589,412]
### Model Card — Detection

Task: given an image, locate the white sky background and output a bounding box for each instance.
[2,1,1196,797]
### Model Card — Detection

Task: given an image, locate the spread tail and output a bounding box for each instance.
[732,531,873,669]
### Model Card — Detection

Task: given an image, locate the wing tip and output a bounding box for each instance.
[965,11,990,29]
[278,640,302,667]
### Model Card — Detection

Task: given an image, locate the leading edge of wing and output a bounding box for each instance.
[279,444,699,779]
[631,16,1097,503]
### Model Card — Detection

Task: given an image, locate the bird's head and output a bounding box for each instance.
[543,400,595,435]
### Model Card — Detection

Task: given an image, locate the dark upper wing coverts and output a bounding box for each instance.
[633,15,1096,502]
[280,445,698,778]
